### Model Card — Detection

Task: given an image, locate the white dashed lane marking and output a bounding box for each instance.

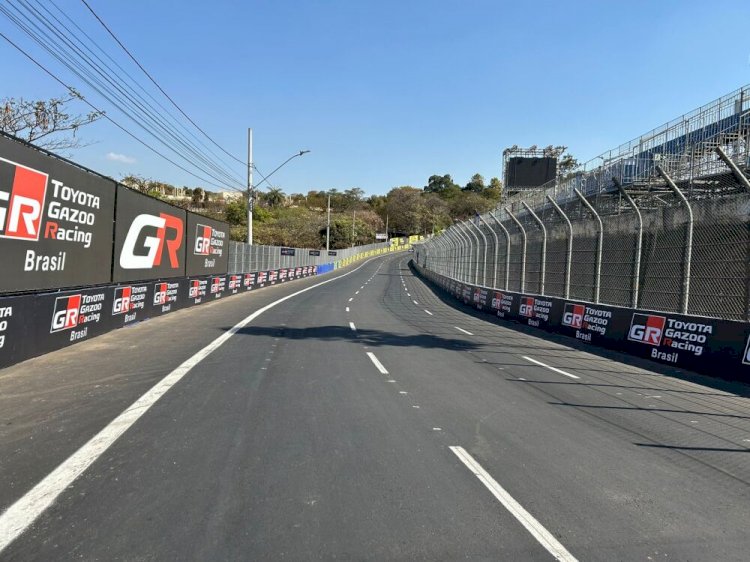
[454,326,473,336]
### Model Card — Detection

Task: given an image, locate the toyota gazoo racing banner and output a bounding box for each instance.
[111,284,149,325]
[0,135,116,293]
[185,213,229,276]
[113,185,186,282]
[243,272,256,291]
[151,280,180,314]
[46,287,110,346]
[269,270,278,284]
[490,291,514,318]
[558,302,615,344]
[625,312,715,365]
[228,274,241,294]
[256,271,268,287]
[210,275,226,298]
[279,268,288,282]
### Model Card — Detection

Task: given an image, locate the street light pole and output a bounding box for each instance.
[351,210,356,247]
[246,144,310,245]
[326,193,331,251]
[247,128,253,244]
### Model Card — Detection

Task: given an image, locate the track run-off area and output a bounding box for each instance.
[1,254,750,560]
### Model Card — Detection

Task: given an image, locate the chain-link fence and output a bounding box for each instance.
[228,241,400,274]
[417,139,750,322]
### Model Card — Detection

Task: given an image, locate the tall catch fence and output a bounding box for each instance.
[416,85,750,322]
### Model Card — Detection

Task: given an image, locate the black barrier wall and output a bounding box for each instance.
[0,135,116,292]
[0,265,320,369]
[412,262,750,382]
[185,213,229,277]
[113,184,188,283]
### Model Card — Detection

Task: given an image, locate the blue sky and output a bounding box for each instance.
[2,0,750,196]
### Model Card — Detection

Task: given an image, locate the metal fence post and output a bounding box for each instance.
[446,228,463,280]
[715,146,750,191]
[476,214,499,288]
[488,211,511,291]
[656,165,693,314]
[613,178,642,308]
[522,202,546,296]
[468,218,488,286]
[505,207,526,293]
[453,225,472,282]
[573,188,603,304]
[546,195,573,300]
[461,221,481,285]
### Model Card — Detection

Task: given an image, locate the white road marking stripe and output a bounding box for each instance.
[522,356,580,380]
[454,326,473,336]
[345,307,350,312]
[406,293,411,297]
[424,310,433,316]
[366,352,389,375]
[349,322,356,331]
[413,300,418,305]
[348,297,353,302]
[449,446,578,562]
[355,291,359,295]
[0,257,382,555]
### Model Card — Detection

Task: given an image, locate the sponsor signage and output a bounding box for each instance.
[243,272,256,290]
[228,274,241,294]
[375,233,387,240]
[309,250,321,256]
[185,213,229,277]
[112,284,148,324]
[113,185,187,282]
[627,313,713,364]
[491,291,513,318]
[744,335,750,366]
[188,278,208,304]
[560,302,613,343]
[328,251,337,256]
[210,276,226,297]
[0,135,116,293]
[280,247,295,256]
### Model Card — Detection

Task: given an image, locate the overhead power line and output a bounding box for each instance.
[79,0,247,167]
[0,30,238,191]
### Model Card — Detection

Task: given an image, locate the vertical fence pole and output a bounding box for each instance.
[613,178,642,308]
[468,218,488,286]
[454,225,472,282]
[656,165,693,314]
[476,214,499,288]
[461,221,481,285]
[546,195,573,300]
[573,188,603,304]
[489,211,511,291]
[522,202,546,296]
[505,207,527,293]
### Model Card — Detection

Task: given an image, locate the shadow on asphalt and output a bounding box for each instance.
[229,324,480,351]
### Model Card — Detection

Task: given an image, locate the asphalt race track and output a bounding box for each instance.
[1,254,750,560]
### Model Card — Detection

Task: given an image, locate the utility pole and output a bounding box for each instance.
[326,193,331,251]
[385,214,389,243]
[247,128,253,244]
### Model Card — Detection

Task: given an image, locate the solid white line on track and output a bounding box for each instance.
[454,326,474,336]
[349,322,356,331]
[0,257,383,555]
[449,446,578,562]
[366,352,389,375]
[522,356,580,380]
[424,310,433,316]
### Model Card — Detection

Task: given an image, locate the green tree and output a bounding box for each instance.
[263,187,285,208]
[224,198,247,226]
[423,174,461,199]
[385,186,425,235]
[463,173,485,193]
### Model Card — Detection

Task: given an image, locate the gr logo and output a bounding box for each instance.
[519,297,535,318]
[194,224,212,255]
[210,277,221,294]
[112,286,132,315]
[743,335,750,366]
[0,157,48,241]
[189,280,201,298]
[120,213,184,270]
[51,294,81,332]
[153,282,167,305]
[628,313,666,346]
[562,303,585,329]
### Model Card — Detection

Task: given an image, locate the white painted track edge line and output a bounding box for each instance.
[0,256,383,554]
[522,356,580,380]
[454,326,474,336]
[365,352,389,375]
[449,446,578,562]
[349,322,356,331]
